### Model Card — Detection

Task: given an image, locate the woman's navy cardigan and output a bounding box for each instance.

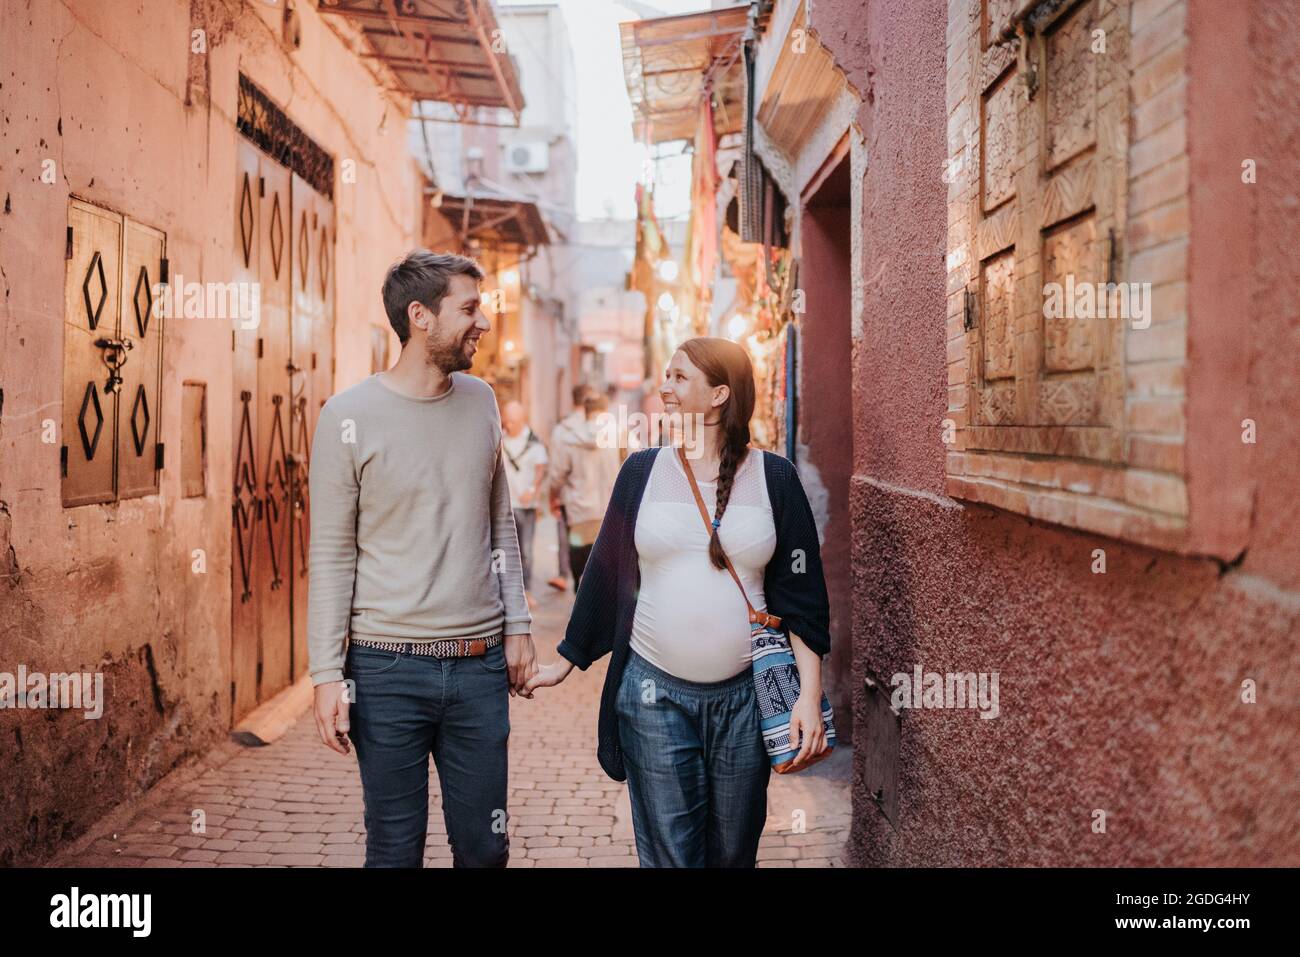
[556,445,832,782]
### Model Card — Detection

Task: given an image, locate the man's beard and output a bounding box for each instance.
[425,329,475,374]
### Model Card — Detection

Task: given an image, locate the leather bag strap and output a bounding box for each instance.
[675,446,782,629]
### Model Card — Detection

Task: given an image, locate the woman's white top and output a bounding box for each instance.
[628,446,777,682]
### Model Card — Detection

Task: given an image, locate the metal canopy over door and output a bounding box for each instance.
[231,136,336,724]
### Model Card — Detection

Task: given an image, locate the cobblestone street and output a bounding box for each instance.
[51,528,851,869]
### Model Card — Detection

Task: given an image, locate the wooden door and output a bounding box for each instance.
[232,140,262,722]
[255,156,294,701]
[233,138,337,720]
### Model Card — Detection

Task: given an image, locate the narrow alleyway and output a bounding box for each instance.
[50,523,850,868]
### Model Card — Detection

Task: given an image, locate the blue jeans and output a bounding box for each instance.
[615,649,771,867]
[345,641,510,867]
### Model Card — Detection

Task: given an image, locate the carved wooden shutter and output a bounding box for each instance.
[965,0,1128,461]
[117,220,165,498]
[63,202,122,507]
[62,199,165,507]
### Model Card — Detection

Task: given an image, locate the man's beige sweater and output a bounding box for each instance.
[307,372,531,685]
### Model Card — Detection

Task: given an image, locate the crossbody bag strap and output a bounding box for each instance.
[675,445,782,629]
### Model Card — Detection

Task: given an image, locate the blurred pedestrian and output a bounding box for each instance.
[549,391,620,588]
[501,400,548,609]
[546,382,592,590]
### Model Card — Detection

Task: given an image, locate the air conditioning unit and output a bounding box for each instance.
[504,141,549,174]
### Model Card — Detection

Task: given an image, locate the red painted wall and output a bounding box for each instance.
[811,0,1299,865]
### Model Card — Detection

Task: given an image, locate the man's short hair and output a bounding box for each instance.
[382,250,484,344]
[583,393,609,415]
[572,382,592,406]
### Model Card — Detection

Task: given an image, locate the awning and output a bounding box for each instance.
[755,0,851,160]
[432,189,549,250]
[620,4,760,145]
[318,0,524,123]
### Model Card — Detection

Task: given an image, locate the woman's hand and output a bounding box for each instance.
[786,691,828,770]
[523,658,574,695]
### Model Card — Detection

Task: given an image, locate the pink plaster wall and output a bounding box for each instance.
[0,0,421,863]
[811,0,1299,866]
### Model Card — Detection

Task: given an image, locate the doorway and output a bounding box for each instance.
[800,145,854,740]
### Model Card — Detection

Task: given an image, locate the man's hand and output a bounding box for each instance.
[314,681,351,755]
[504,634,538,698]
[520,487,536,508]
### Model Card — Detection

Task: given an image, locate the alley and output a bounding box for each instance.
[50,523,850,869]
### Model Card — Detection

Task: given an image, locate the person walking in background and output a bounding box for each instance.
[501,400,548,610]
[308,250,536,868]
[546,382,592,591]
[548,391,621,588]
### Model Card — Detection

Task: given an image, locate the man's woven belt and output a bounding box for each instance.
[349,632,503,658]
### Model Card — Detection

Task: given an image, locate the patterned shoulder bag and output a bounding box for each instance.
[676,446,837,773]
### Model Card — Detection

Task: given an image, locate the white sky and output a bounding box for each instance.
[502,0,709,223]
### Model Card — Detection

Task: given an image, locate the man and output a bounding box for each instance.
[545,382,591,591]
[548,391,622,587]
[500,400,548,609]
[308,249,536,868]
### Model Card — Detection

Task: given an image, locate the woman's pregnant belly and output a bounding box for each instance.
[629,553,759,683]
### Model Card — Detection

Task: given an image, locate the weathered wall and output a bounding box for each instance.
[811,0,1299,866]
[0,0,420,864]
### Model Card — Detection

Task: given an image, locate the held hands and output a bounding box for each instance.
[504,633,538,698]
[523,658,574,695]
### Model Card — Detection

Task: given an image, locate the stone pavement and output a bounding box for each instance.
[51,527,851,868]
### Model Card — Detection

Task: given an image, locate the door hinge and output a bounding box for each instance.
[60,445,68,477]
[963,286,978,332]
[258,176,265,198]
[160,257,169,284]
[155,443,165,469]
[1107,228,1120,284]
[65,227,73,260]
[257,337,264,358]
[232,330,236,352]
[311,352,317,370]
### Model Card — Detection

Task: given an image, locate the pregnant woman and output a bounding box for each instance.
[525,336,832,867]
